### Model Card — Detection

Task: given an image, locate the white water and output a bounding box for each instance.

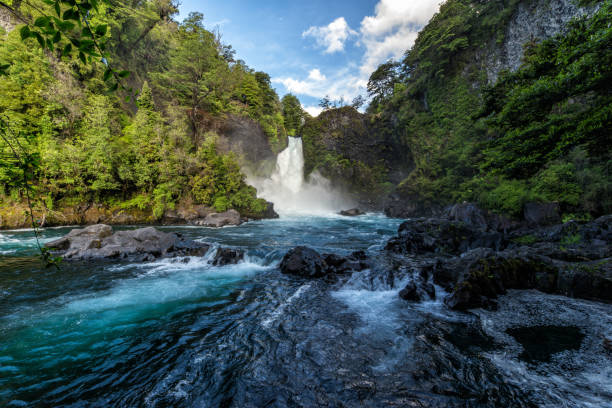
[250,137,352,215]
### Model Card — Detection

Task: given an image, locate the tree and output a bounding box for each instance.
[281,94,303,136]
[152,12,227,144]
[367,60,400,106]
[319,95,332,110]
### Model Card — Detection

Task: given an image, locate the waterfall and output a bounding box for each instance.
[271,136,304,194]
[250,137,351,215]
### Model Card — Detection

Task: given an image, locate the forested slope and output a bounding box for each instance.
[0,0,303,227]
[304,0,610,219]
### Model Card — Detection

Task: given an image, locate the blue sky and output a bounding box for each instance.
[178,0,441,115]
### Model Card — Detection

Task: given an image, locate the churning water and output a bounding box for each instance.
[1,216,611,407]
[250,137,352,215]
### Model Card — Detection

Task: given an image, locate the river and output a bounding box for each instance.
[1,214,611,407]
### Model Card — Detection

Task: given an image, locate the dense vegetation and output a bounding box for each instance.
[0,0,297,223]
[307,0,610,218]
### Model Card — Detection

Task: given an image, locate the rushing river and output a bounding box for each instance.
[1,215,611,407]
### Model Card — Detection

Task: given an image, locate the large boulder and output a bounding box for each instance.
[443,250,559,310]
[339,208,365,217]
[280,247,369,278]
[211,247,245,266]
[45,224,210,261]
[194,210,242,227]
[280,246,328,278]
[385,218,504,256]
[399,278,436,302]
[523,202,560,226]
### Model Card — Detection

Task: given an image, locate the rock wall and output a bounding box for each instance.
[485,0,597,83]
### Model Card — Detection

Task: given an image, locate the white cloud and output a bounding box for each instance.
[307,68,326,82]
[278,0,441,107]
[274,67,366,102]
[359,0,441,76]
[303,105,323,117]
[302,17,358,54]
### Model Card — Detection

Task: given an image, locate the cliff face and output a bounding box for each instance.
[303,0,608,216]
[300,107,412,207]
[485,0,597,83]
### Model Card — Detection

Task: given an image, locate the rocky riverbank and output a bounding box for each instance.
[0,201,278,230]
[280,203,611,312]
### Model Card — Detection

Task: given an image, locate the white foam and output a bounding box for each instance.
[249,137,353,216]
[262,284,311,328]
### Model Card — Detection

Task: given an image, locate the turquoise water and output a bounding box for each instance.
[0,215,401,406]
[1,215,611,407]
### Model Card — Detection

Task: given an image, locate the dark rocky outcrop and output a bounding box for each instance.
[45,224,210,261]
[280,246,328,278]
[399,278,436,302]
[383,210,611,310]
[339,208,365,217]
[523,202,561,226]
[280,246,369,278]
[211,247,245,266]
[385,218,504,256]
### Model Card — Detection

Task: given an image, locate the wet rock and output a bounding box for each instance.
[45,224,210,261]
[523,202,560,226]
[385,218,504,256]
[211,247,245,266]
[280,247,369,278]
[339,208,365,217]
[557,259,612,302]
[444,202,518,232]
[444,250,559,310]
[384,192,441,218]
[444,203,489,231]
[399,279,435,302]
[260,201,279,219]
[193,209,242,227]
[323,252,369,275]
[280,246,328,278]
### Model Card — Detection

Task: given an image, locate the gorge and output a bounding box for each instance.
[0,0,611,406]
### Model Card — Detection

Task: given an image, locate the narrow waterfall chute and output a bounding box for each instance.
[250,137,351,215]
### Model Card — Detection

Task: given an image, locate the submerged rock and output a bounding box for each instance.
[399,278,435,302]
[193,209,242,227]
[339,208,365,217]
[45,224,210,261]
[280,246,369,278]
[211,247,245,266]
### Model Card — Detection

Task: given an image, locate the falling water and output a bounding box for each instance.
[250,136,352,215]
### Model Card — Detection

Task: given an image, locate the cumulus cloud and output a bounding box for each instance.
[279,0,441,106]
[302,17,358,54]
[274,67,366,102]
[303,105,323,117]
[359,0,441,76]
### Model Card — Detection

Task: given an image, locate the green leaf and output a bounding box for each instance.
[82,26,92,37]
[52,31,61,43]
[19,25,31,40]
[34,16,51,28]
[55,1,61,16]
[79,1,92,10]
[58,20,75,31]
[89,0,98,11]
[117,70,130,78]
[103,67,112,81]
[34,32,46,49]
[109,82,118,92]
[46,38,54,51]
[62,43,72,56]
[78,51,86,64]
[94,24,107,37]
